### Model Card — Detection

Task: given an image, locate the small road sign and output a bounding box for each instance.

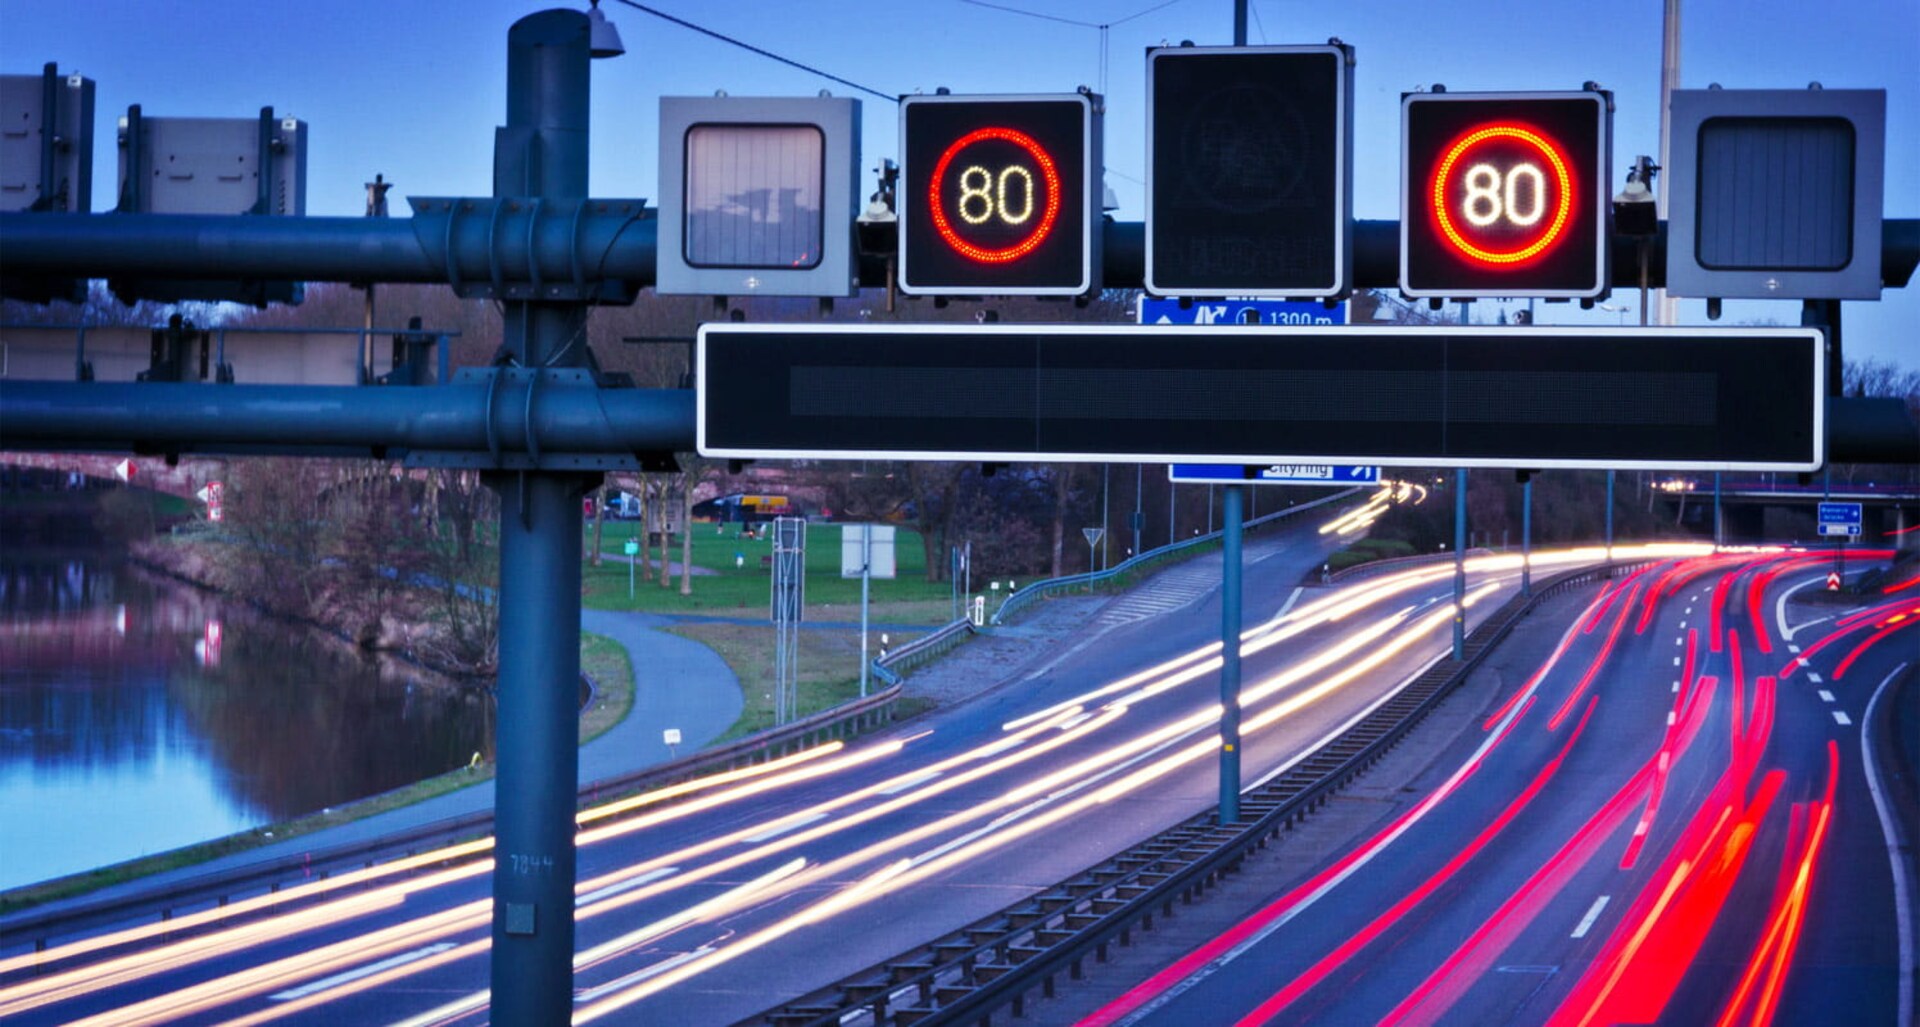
[1081,527,1106,546]
[1136,296,1347,326]
[1826,571,1842,591]
[1170,464,1381,485]
[1817,501,1863,538]
[622,539,639,555]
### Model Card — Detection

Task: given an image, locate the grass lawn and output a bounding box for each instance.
[582,521,958,620]
[667,620,930,741]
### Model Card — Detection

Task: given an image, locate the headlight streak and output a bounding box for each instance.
[365,860,814,1027]
[0,740,900,1015]
[546,575,1509,1020]
[27,545,1665,1024]
[0,742,858,983]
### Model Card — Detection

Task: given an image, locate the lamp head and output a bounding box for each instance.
[588,1,625,59]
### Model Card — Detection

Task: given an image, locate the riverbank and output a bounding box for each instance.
[0,629,635,913]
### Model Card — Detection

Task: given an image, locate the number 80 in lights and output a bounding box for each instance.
[901,93,1102,296]
[1401,90,1612,299]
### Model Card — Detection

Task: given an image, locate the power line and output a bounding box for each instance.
[611,1,896,102]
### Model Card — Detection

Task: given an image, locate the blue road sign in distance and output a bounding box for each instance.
[1817,501,1863,537]
[1170,464,1381,486]
[1136,296,1347,326]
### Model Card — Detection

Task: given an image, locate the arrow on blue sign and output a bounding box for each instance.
[1136,296,1348,326]
[1169,464,1382,486]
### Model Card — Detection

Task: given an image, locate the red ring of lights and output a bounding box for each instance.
[1429,124,1574,265]
[927,127,1062,264]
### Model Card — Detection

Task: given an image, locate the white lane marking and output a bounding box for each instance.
[1686,606,1694,615]
[1673,656,1682,667]
[1672,680,1682,693]
[1862,662,1916,1027]
[270,943,457,1000]
[1675,637,1684,646]
[1776,578,1826,640]
[578,866,679,906]
[1809,673,1824,684]
[573,947,713,1004]
[877,770,944,796]
[1276,586,1305,619]
[1667,711,1677,726]
[1833,711,1853,727]
[1114,650,1496,1025]
[1818,690,1836,703]
[743,811,828,843]
[1571,895,1612,939]
[1679,620,1688,628]
[1789,644,1802,654]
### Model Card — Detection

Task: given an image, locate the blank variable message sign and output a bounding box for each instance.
[699,324,1822,472]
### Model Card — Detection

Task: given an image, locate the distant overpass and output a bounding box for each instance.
[1651,476,1919,544]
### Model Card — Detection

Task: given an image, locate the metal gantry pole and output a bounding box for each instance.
[1133,463,1143,558]
[1219,484,1243,825]
[486,13,594,1024]
[1453,469,1468,660]
[859,526,872,697]
[1713,471,1723,549]
[1521,473,1534,597]
[1605,469,1616,556]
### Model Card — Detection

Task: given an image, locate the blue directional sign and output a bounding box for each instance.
[1817,501,1863,538]
[1136,295,1347,326]
[1170,464,1382,486]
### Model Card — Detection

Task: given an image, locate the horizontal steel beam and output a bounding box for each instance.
[0,381,1906,466]
[5,211,1913,292]
[0,377,695,461]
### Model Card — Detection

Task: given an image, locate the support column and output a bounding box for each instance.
[1454,469,1467,660]
[487,12,595,1026]
[1219,484,1242,825]
[490,465,590,1025]
[1521,471,1533,597]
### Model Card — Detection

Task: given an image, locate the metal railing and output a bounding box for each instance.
[869,618,975,687]
[0,684,903,947]
[756,559,1657,1027]
[990,489,1358,626]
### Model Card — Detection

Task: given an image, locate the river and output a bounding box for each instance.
[0,503,495,893]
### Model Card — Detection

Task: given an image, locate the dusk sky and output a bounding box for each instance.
[3,1,1914,369]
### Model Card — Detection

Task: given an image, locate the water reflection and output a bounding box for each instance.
[0,551,493,891]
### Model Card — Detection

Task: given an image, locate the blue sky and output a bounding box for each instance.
[3,1,1914,369]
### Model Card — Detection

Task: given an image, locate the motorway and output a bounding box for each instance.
[1079,550,1916,1026]
[0,498,1906,1026]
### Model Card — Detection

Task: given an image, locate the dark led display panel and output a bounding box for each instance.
[899,94,1098,295]
[1146,45,1351,297]
[700,324,1821,472]
[1401,91,1611,298]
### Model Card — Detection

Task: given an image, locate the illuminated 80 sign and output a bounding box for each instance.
[1401,91,1611,299]
[901,94,1100,295]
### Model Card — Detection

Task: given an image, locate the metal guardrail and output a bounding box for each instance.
[870,618,975,687]
[754,559,1657,1027]
[0,683,903,947]
[990,489,1358,626]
